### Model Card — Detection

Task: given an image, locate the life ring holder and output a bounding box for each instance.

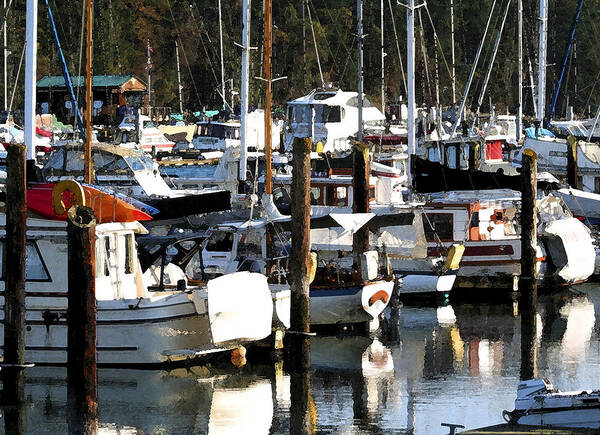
[52,180,86,216]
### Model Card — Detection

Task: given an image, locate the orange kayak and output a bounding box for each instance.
[27,183,152,223]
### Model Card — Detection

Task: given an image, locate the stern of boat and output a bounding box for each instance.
[361,280,394,320]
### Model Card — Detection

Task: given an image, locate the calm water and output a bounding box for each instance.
[3,284,600,434]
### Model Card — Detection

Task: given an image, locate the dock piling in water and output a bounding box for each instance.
[2,144,28,434]
[66,205,98,434]
[288,137,314,434]
[519,149,538,381]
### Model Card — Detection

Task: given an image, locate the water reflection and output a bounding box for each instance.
[5,285,600,434]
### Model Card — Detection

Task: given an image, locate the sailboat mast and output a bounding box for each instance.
[24,0,38,161]
[218,0,226,108]
[264,0,272,194]
[175,40,183,114]
[357,0,363,142]
[450,0,456,105]
[517,0,523,141]
[3,0,7,111]
[537,0,548,121]
[147,39,151,117]
[407,0,415,187]
[380,0,385,116]
[84,0,93,184]
[238,0,251,184]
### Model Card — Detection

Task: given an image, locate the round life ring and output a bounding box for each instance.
[52,180,86,215]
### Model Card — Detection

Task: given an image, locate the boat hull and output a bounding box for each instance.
[308,280,394,326]
[515,408,600,429]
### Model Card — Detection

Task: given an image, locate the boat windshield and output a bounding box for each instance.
[143,120,157,129]
[199,123,240,139]
[124,155,154,172]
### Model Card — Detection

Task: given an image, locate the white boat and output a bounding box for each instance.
[503,378,600,429]
[284,88,386,154]
[197,215,394,327]
[118,113,175,154]
[0,215,274,366]
[188,110,281,153]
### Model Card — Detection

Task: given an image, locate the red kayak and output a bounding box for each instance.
[27,183,152,223]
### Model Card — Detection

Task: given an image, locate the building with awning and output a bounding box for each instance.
[36,74,147,123]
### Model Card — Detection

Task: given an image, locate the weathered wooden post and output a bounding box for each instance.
[288,137,314,434]
[2,143,28,434]
[288,136,311,364]
[66,205,98,435]
[566,134,578,189]
[352,141,370,273]
[519,149,537,381]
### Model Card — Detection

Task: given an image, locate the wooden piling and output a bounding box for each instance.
[519,149,537,381]
[66,205,98,435]
[566,134,578,188]
[289,136,311,366]
[2,144,27,434]
[288,136,313,434]
[3,143,27,372]
[352,141,370,272]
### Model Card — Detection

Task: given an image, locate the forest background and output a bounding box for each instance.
[3,0,600,118]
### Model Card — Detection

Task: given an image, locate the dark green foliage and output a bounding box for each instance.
[3,0,599,118]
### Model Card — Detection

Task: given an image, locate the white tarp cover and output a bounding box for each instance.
[374,213,428,259]
[207,272,273,344]
[543,217,595,283]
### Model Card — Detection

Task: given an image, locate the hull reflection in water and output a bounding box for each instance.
[20,367,279,434]
[9,286,600,434]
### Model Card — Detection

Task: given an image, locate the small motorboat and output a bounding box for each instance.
[503,378,600,429]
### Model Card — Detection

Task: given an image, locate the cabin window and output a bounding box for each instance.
[423,213,454,242]
[124,234,133,275]
[103,236,111,276]
[369,186,376,201]
[310,187,322,205]
[577,176,583,190]
[325,185,336,206]
[205,232,234,252]
[323,106,342,123]
[292,105,310,123]
[93,153,129,174]
[336,187,347,206]
[0,241,51,281]
[595,177,600,193]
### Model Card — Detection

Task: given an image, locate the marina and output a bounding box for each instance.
[0,0,599,432]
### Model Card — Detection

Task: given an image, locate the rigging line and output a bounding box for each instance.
[8,41,25,115]
[165,0,203,108]
[388,0,407,96]
[306,0,324,87]
[423,3,452,90]
[417,8,432,104]
[187,0,221,86]
[0,0,13,35]
[318,1,354,79]
[339,38,357,85]
[76,0,85,114]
